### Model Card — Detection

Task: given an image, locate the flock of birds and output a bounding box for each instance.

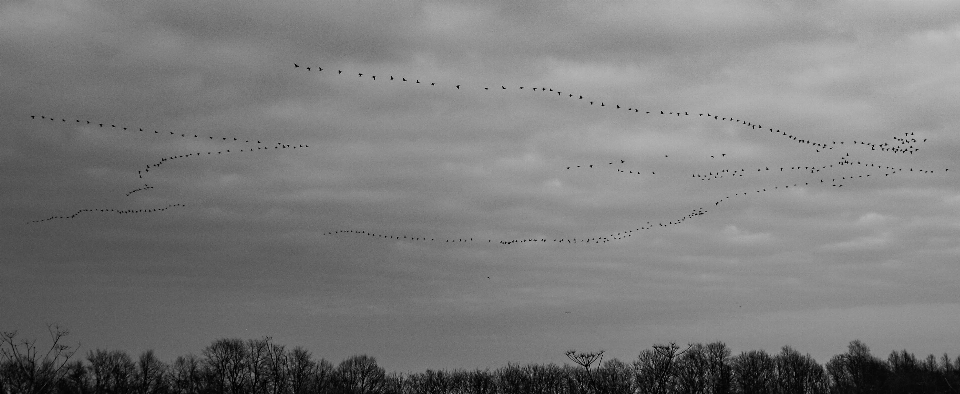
[296,63,948,245]
[27,204,185,224]
[27,114,310,224]
[26,63,950,246]
[294,63,927,155]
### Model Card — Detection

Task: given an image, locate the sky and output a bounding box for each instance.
[3,0,960,374]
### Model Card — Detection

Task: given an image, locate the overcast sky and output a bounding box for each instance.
[3,0,960,373]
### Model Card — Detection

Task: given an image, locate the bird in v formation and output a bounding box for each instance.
[296,63,947,246]
[28,114,312,224]
[21,65,943,233]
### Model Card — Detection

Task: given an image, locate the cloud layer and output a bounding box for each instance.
[3,0,959,372]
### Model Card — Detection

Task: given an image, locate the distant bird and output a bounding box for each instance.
[338,70,342,74]
[358,73,362,77]
[294,63,299,68]
[306,67,310,71]
[456,85,460,89]
[372,75,375,80]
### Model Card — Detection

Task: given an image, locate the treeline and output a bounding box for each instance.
[2,326,959,393]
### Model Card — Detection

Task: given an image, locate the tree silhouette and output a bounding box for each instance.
[202,338,248,394]
[633,342,692,394]
[731,349,775,394]
[0,324,78,394]
[87,349,136,394]
[826,340,890,394]
[773,346,828,394]
[335,354,386,394]
[566,349,605,393]
[10,328,960,394]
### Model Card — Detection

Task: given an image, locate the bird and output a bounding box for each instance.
[456,85,460,89]
[294,63,299,68]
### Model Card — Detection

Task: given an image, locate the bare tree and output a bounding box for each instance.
[676,343,710,394]
[57,360,90,394]
[467,369,495,394]
[312,357,335,394]
[730,350,774,394]
[335,354,385,394]
[0,324,78,394]
[88,349,136,394]
[203,338,248,394]
[287,347,317,394]
[773,346,827,394]
[245,337,271,394]
[825,340,889,394]
[593,358,633,394]
[633,342,692,394]
[170,354,203,394]
[704,342,732,394]
[135,350,169,394]
[264,341,288,394]
[494,363,533,394]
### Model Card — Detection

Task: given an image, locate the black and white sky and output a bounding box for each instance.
[3,0,960,373]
